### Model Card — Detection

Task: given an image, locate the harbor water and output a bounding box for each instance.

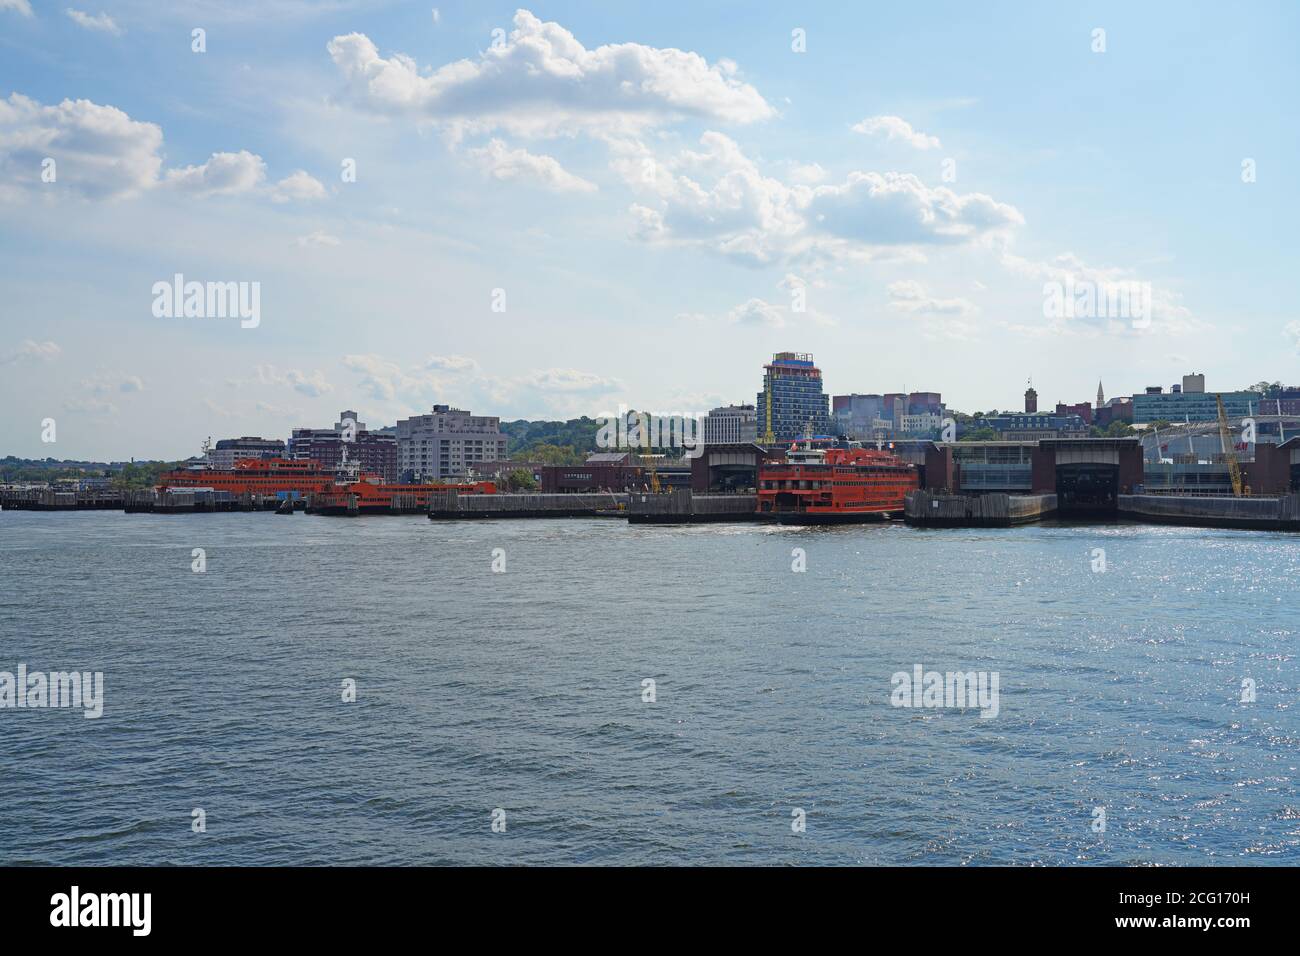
[1,512,1296,865]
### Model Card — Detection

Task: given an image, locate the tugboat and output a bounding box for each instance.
[756,440,919,524]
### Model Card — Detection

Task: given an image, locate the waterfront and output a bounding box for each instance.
[1,512,1296,865]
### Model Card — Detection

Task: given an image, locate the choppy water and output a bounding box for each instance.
[0,511,1296,865]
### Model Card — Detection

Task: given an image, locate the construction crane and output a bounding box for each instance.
[646,453,661,494]
[761,373,775,445]
[1215,393,1244,497]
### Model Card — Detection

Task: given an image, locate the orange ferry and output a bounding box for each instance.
[157,458,335,497]
[757,442,919,523]
[310,474,496,514]
[156,458,495,512]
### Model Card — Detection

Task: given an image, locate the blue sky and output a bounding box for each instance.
[2,0,1297,459]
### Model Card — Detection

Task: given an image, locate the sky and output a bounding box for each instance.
[1,0,1297,460]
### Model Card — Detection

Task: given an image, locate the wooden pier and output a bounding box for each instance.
[626,490,760,523]
[428,491,627,519]
[905,491,1058,527]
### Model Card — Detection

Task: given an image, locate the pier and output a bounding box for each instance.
[1118,493,1300,531]
[904,491,1058,527]
[427,491,627,519]
[626,489,760,523]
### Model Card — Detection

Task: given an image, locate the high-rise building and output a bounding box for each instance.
[833,394,885,439]
[756,352,832,442]
[288,410,397,481]
[702,404,758,445]
[1132,389,1257,424]
[1024,383,1038,413]
[1182,373,1206,394]
[209,436,285,469]
[395,404,508,480]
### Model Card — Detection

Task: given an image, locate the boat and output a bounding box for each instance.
[307,474,496,515]
[756,441,919,524]
[156,458,335,498]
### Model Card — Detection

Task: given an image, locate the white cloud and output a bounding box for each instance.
[431,7,440,25]
[619,131,1022,265]
[271,169,328,202]
[66,9,123,35]
[787,162,827,184]
[295,230,341,247]
[466,139,597,193]
[63,397,118,416]
[0,93,324,203]
[1,339,61,365]
[78,371,144,396]
[326,9,773,139]
[426,354,478,372]
[1,0,33,17]
[521,368,620,393]
[887,279,979,340]
[851,115,940,150]
[254,364,334,397]
[165,150,266,196]
[1001,251,1196,334]
[806,172,1023,246]
[1284,321,1300,353]
[0,93,162,200]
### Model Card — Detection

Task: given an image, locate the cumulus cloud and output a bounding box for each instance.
[1,0,33,16]
[254,364,334,397]
[1001,251,1196,334]
[851,115,940,150]
[520,368,620,393]
[1286,321,1300,353]
[887,280,979,340]
[82,369,144,392]
[271,169,328,202]
[63,397,117,416]
[805,172,1023,246]
[295,230,341,247]
[0,93,323,203]
[66,9,123,35]
[618,131,1022,265]
[165,150,267,196]
[466,139,597,193]
[0,93,162,200]
[426,354,479,372]
[1,339,61,365]
[326,9,773,139]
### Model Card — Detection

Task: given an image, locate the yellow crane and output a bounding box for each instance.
[1215,393,1244,496]
[761,373,775,445]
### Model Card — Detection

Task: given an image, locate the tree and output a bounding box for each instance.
[504,468,538,492]
[959,427,999,442]
[1105,421,1135,437]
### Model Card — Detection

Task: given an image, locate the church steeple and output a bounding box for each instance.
[1096,380,1105,408]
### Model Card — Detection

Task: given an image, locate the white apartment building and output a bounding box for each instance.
[702,404,758,445]
[395,404,508,480]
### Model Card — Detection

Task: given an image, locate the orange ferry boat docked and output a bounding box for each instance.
[156,458,495,512]
[157,458,335,497]
[310,474,495,514]
[756,443,919,524]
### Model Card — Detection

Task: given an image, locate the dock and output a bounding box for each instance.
[427,491,627,519]
[905,491,1058,527]
[625,490,760,523]
[1118,493,1300,531]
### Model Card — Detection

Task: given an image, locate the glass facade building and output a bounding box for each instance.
[757,353,833,442]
